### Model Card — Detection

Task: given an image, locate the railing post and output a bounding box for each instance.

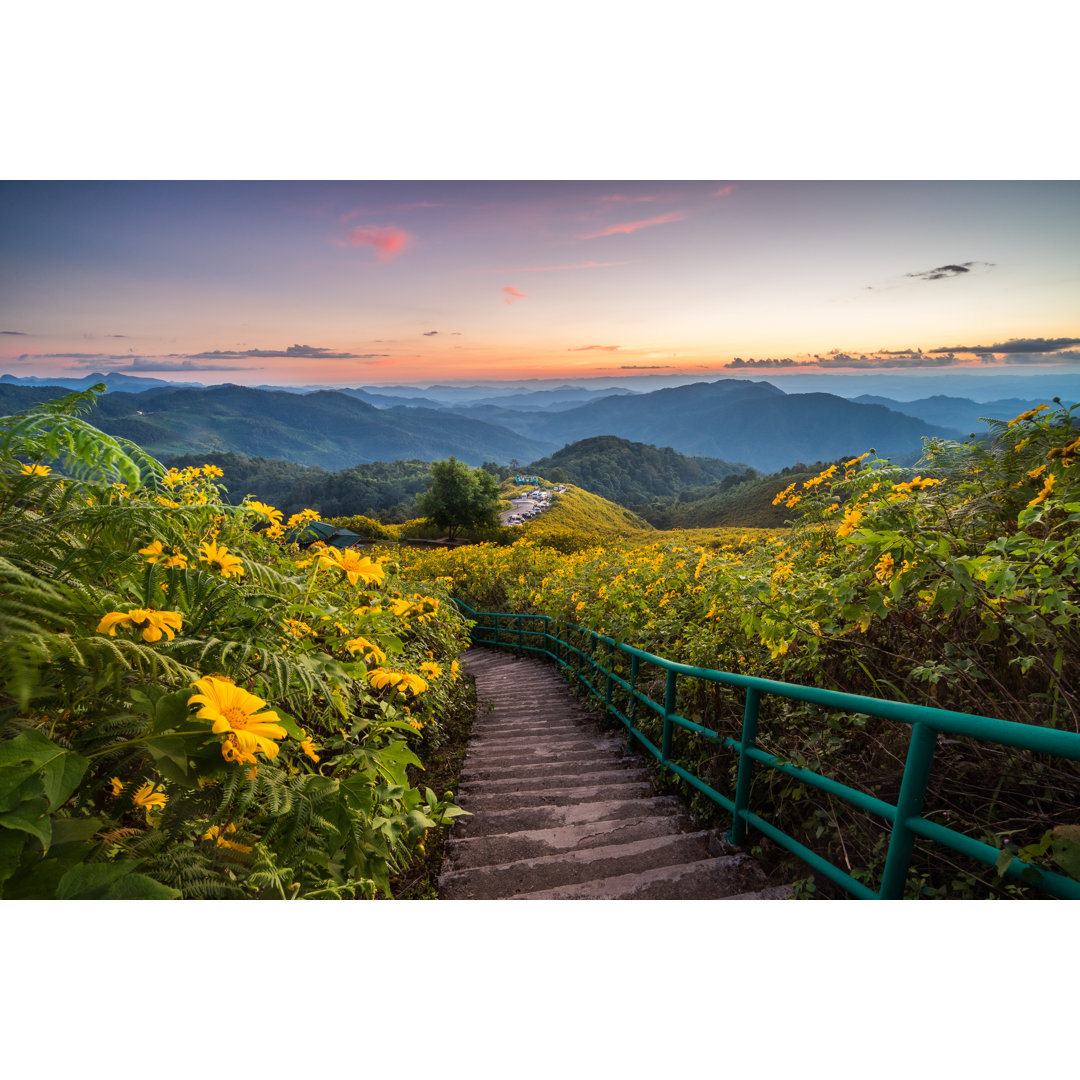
[878,721,938,899]
[604,640,613,713]
[493,613,500,647]
[516,614,523,651]
[661,669,678,765]
[727,687,761,846]
[627,655,640,753]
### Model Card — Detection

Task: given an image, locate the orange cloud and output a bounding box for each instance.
[581,212,684,239]
[568,345,619,352]
[713,184,736,197]
[344,225,413,261]
[502,286,527,305]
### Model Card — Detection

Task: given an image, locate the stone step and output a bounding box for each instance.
[446,812,696,870]
[511,853,768,900]
[439,830,717,899]
[454,779,659,813]
[460,752,637,782]
[457,763,652,794]
[452,796,685,838]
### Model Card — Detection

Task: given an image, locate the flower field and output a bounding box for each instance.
[400,404,1080,896]
[0,389,470,899]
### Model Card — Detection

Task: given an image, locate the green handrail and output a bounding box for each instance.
[453,600,1080,900]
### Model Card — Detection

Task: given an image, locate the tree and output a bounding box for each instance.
[416,457,502,540]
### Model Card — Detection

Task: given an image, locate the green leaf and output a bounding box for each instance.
[0,768,43,814]
[49,816,103,847]
[0,829,28,891]
[1050,826,1080,880]
[995,849,1016,876]
[146,734,191,780]
[267,707,305,740]
[104,873,179,899]
[41,747,89,812]
[0,802,52,849]
[56,860,141,899]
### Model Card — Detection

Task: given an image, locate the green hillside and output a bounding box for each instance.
[642,463,836,529]
[525,435,749,507]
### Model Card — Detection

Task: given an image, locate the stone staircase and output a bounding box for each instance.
[438,648,791,900]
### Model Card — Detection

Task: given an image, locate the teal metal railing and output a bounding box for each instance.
[454,600,1080,900]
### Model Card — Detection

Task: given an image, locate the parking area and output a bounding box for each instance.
[501,485,566,526]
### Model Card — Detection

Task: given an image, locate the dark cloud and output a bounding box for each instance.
[186,344,362,360]
[2,330,28,335]
[905,261,995,282]
[928,336,1080,356]
[725,357,809,368]
[422,330,439,336]
[107,334,127,339]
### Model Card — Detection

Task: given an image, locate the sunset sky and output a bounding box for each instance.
[2,180,1078,387]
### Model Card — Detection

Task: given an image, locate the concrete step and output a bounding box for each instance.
[452,796,685,839]
[457,763,652,794]
[455,779,660,813]
[446,812,697,870]
[512,853,768,900]
[439,830,717,899]
[460,753,639,782]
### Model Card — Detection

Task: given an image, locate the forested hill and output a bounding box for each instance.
[439,379,964,472]
[0,383,552,470]
[525,436,752,507]
[165,452,434,521]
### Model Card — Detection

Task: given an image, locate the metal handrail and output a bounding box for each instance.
[453,600,1080,900]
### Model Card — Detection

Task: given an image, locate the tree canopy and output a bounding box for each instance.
[416,457,502,540]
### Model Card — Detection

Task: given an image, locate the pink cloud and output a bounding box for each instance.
[599,193,657,203]
[502,286,527,305]
[344,225,413,260]
[568,345,620,352]
[713,184,736,197]
[581,212,684,239]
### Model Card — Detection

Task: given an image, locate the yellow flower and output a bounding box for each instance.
[420,661,443,679]
[198,539,245,578]
[109,777,125,797]
[20,462,51,476]
[874,552,895,582]
[450,659,460,681]
[1027,472,1056,508]
[837,507,863,537]
[368,668,428,696]
[189,675,287,765]
[97,607,183,642]
[1007,404,1048,427]
[139,541,189,567]
[202,821,252,853]
[244,500,283,524]
[132,781,168,821]
[298,731,321,763]
[286,508,321,528]
[344,636,387,664]
[318,547,385,587]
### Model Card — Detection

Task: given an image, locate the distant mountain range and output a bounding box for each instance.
[2,373,1075,474]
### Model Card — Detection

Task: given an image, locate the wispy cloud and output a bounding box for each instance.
[341,225,413,261]
[928,336,1080,355]
[725,357,811,369]
[713,184,736,197]
[619,364,672,369]
[502,286,527,305]
[396,201,443,210]
[581,212,684,240]
[569,345,619,352]
[905,261,994,282]
[423,330,439,337]
[489,260,628,273]
[187,344,363,360]
[2,330,28,335]
[599,193,657,204]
